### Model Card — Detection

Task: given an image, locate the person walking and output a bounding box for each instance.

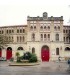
[58,56,61,62]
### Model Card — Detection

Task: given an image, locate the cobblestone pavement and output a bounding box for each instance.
[0,61,70,75]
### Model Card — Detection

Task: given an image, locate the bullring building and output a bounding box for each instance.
[0,12,70,61]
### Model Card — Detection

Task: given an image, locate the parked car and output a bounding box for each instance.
[0,57,6,61]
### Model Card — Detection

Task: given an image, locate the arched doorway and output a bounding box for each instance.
[0,48,2,57]
[41,45,50,61]
[65,47,70,51]
[17,47,23,50]
[6,47,12,60]
[17,47,24,56]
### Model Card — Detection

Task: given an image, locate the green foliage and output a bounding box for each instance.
[16,52,20,57]
[29,53,38,63]
[16,52,20,62]
[19,56,24,60]
[23,52,32,60]
[17,57,21,62]
[15,51,38,63]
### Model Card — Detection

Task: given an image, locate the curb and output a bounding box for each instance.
[9,62,40,66]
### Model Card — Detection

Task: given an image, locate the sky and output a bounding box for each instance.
[0,0,70,26]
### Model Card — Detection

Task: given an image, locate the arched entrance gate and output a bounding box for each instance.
[6,47,12,60]
[41,45,50,61]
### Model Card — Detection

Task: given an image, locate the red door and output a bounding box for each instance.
[6,50,12,60]
[41,46,49,61]
[6,47,12,60]
[0,50,2,57]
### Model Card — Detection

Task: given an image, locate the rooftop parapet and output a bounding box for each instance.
[27,12,63,21]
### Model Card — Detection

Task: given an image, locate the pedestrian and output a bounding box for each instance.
[58,56,61,62]
[68,58,70,69]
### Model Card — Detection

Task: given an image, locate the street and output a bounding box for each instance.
[0,61,70,75]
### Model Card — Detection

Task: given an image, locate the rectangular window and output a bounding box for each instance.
[66,37,68,42]
[17,36,19,42]
[32,33,35,41]
[20,29,22,33]
[69,37,70,43]
[63,30,65,33]
[12,30,14,33]
[56,34,59,41]
[48,34,50,41]
[64,37,65,42]
[0,31,1,34]
[66,30,68,33]
[56,48,59,55]
[17,29,19,33]
[7,30,8,34]
[2,30,4,34]
[23,29,25,33]
[34,26,36,29]
[69,30,70,33]
[9,30,11,33]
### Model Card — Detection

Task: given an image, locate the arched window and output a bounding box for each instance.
[23,29,25,33]
[9,36,11,41]
[17,36,19,42]
[7,30,8,34]
[6,36,8,41]
[44,34,46,38]
[40,26,43,29]
[12,36,13,41]
[63,30,65,33]
[54,26,56,30]
[23,36,24,42]
[56,34,59,41]
[48,34,50,38]
[20,36,22,42]
[34,26,36,29]
[12,30,14,33]
[44,26,46,29]
[32,33,35,41]
[9,30,11,33]
[30,26,33,30]
[56,48,59,55]
[41,34,43,38]
[66,37,68,42]
[58,26,60,30]
[48,26,50,29]
[69,30,70,33]
[66,30,68,33]
[17,29,19,33]
[17,47,23,50]
[7,47,12,50]
[69,37,70,42]
[41,34,43,41]
[2,30,4,34]
[64,37,65,42]
[20,29,22,33]
[48,34,50,41]
[32,47,35,53]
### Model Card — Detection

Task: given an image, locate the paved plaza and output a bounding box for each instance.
[0,61,70,75]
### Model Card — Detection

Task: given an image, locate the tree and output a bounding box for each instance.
[16,52,20,62]
[0,34,13,49]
